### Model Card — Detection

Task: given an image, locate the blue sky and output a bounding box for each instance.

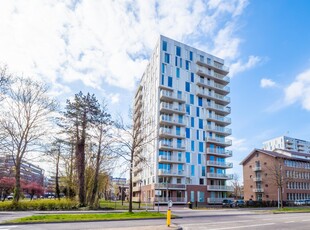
[0,0,310,179]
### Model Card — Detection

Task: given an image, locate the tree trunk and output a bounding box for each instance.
[76,139,85,206]
[13,159,21,202]
[90,148,100,208]
[129,150,134,213]
[55,149,60,200]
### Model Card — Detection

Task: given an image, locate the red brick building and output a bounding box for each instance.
[241,149,310,202]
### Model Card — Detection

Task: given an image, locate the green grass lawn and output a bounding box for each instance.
[273,207,310,213]
[6,212,166,224]
[99,200,154,210]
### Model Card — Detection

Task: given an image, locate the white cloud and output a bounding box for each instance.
[110,93,120,104]
[229,55,261,77]
[260,78,277,88]
[284,68,310,110]
[0,0,253,95]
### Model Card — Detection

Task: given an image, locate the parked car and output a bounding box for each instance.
[294,200,306,206]
[305,199,310,205]
[233,200,245,207]
[222,199,234,208]
[7,196,13,200]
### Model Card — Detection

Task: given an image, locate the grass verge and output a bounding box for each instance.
[5,212,166,224]
[273,207,310,213]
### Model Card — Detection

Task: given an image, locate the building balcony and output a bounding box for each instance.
[159,128,185,139]
[159,116,186,126]
[160,90,186,103]
[206,103,231,115]
[154,183,186,190]
[207,114,231,126]
[206,125,232,136]
[206,137,232,147]
[158,142,186,152]
[196,89,230,105]
[253,177,262,182]
[158,169,184,177]
[206,160,233,168]
[134,101,142,111]
[253,188,264,193]
[196,79,230,95]
[158,155,185,164]
[207,185,234,191]
[206,148,232,158]
[196,59,229,75]
[207,173,233,180]
[207,197,233,204]
[153,197,186,203]
[252,166,261,171]
[196,68,230,85]
[160,102,186,115]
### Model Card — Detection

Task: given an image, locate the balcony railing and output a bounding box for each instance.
[206,161,233,168]
[196,90,230,104]
[160,102,185,114]
[153,197,187,203]
[158,169,184,176]
[253,177,262,182]
[159,141,185,151]
[206,148,233,157]
[252,166,261,171]
[206,103,231,114]
[207,173,233,179]
[206,137,232,146]
[158,155,185,163]
[253,188,264,193]
[159,128,185,138]
[159,116,185,126]
[207,197,233,204]
[196,59,229,75]
[154,183,186,190]
[207,185,234,191]
[197,79,230,94]
[207,114,231,125]
[196,69,230,84]
[160,90,185,102]
[206,125,232,135]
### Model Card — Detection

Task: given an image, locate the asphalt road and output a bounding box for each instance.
[1,208,310,230]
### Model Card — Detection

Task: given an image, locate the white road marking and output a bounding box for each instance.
[0,226,17,230]
[180,220,251,227]
[302,219,310,221]
[208,223,275,230]
[284,221,295,223]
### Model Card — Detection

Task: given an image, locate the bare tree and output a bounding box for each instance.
[113,115,155,213]
[46,138,66,199]
[0,65,12,101]
[0,77,57,202]
[231,173,243,199]
[265,157,286,208]
[88,103,113,208]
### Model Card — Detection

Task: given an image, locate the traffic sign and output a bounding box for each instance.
[168,200,173,208]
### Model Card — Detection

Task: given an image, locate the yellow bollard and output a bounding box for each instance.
[166,208,171,227]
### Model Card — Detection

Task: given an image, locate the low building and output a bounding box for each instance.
[0,154,44,186]
[263,136,310,154]
[241,149,310,202]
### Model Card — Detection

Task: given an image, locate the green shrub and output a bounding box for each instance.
[0,199,79,211]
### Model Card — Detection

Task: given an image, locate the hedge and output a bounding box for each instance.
[0,199,79,211]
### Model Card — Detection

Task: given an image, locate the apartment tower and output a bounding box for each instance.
[263,136,310,154]
[132,35,233,205]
